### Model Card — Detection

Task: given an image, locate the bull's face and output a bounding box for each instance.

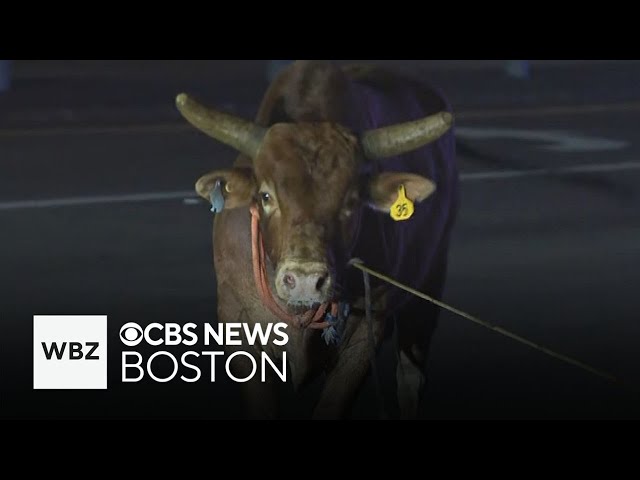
[177,93,451,309]
[251,123,359,306]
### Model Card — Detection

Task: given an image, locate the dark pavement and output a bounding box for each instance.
[1,60,639,419]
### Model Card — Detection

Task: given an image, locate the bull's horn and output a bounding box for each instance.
[176,93,266,159]
[360,111,453,160]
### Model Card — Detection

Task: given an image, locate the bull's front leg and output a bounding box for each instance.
[312,311,386,420]
[216,279,279,419]
[224,342,279,419]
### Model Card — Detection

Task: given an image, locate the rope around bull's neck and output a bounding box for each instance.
[249,204,337,329]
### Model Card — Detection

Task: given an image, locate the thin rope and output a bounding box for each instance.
[348,258,624,386]
[246,205,632,393]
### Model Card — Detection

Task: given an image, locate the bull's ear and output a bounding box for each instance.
[366,172,435,211]
[195,168,256,209]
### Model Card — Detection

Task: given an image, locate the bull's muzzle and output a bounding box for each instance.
[275,261,332,306]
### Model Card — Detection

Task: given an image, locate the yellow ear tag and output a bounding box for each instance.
[390,184,414,221]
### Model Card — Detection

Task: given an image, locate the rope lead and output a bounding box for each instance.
[347,258,635,391]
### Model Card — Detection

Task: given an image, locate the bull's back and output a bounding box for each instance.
[343,65,460,313]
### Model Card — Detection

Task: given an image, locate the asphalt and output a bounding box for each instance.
[1,60,639,419]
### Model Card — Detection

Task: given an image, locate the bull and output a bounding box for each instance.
[176,60,459,419]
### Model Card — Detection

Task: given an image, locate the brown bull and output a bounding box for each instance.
[177,60,459,419]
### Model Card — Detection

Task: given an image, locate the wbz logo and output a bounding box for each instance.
[41,341,100,360]
[33,315,107,389]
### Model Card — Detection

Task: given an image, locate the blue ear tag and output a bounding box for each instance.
[210,179,225,213]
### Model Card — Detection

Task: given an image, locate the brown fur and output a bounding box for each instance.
[196,61,443,418]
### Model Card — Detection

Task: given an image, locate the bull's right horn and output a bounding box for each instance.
[176,93,267,159]
[361,111,453,160]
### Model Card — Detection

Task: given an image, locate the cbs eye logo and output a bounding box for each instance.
[120,322,144,347]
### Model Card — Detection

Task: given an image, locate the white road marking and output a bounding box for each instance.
[0,124,193,137]
[460,160,640,181]
[456,101,640,119]
[456,127,629,152]
[1,161,639,212]
[0,191,194,211]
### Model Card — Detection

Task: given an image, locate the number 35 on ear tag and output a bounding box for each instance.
[390,184,414,221]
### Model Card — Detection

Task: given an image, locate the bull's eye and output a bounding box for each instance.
[260,192,271,205]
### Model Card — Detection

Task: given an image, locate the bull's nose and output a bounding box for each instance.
[276,265,332,304]
[283,273,297,290]
[314,273,327,292]
[281,270,329,293]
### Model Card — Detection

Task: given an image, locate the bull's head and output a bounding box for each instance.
[177,92,451,309]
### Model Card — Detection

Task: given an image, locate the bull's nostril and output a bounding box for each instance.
[283,273,296,290]
[315,274,328,292]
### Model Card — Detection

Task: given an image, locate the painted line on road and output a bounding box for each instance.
[0,123,193,137]
[2,102,640,138]
[461,160,640,181]
[0,190,195,211]
[456,127,629,153]
[1,161,639,212]
[457,102,640,120]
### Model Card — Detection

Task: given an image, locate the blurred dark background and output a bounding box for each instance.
[1,60,639,419]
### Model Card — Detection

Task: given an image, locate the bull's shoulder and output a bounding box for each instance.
[341,63,398,85]
[342,63,449,116]
[341,63,418,92]
[252,60,449,132]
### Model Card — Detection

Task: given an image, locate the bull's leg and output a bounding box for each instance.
[395,341,429,419]
[395,305,439,419]
[224,343,279,419]
[312,312,386,420]
[395,255,447,419]
[216,280,279,419]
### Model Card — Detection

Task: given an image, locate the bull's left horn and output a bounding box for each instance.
[176,93,266,159]
[360,111,453,160]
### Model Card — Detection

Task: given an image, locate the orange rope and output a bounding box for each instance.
[249,204,337,329]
